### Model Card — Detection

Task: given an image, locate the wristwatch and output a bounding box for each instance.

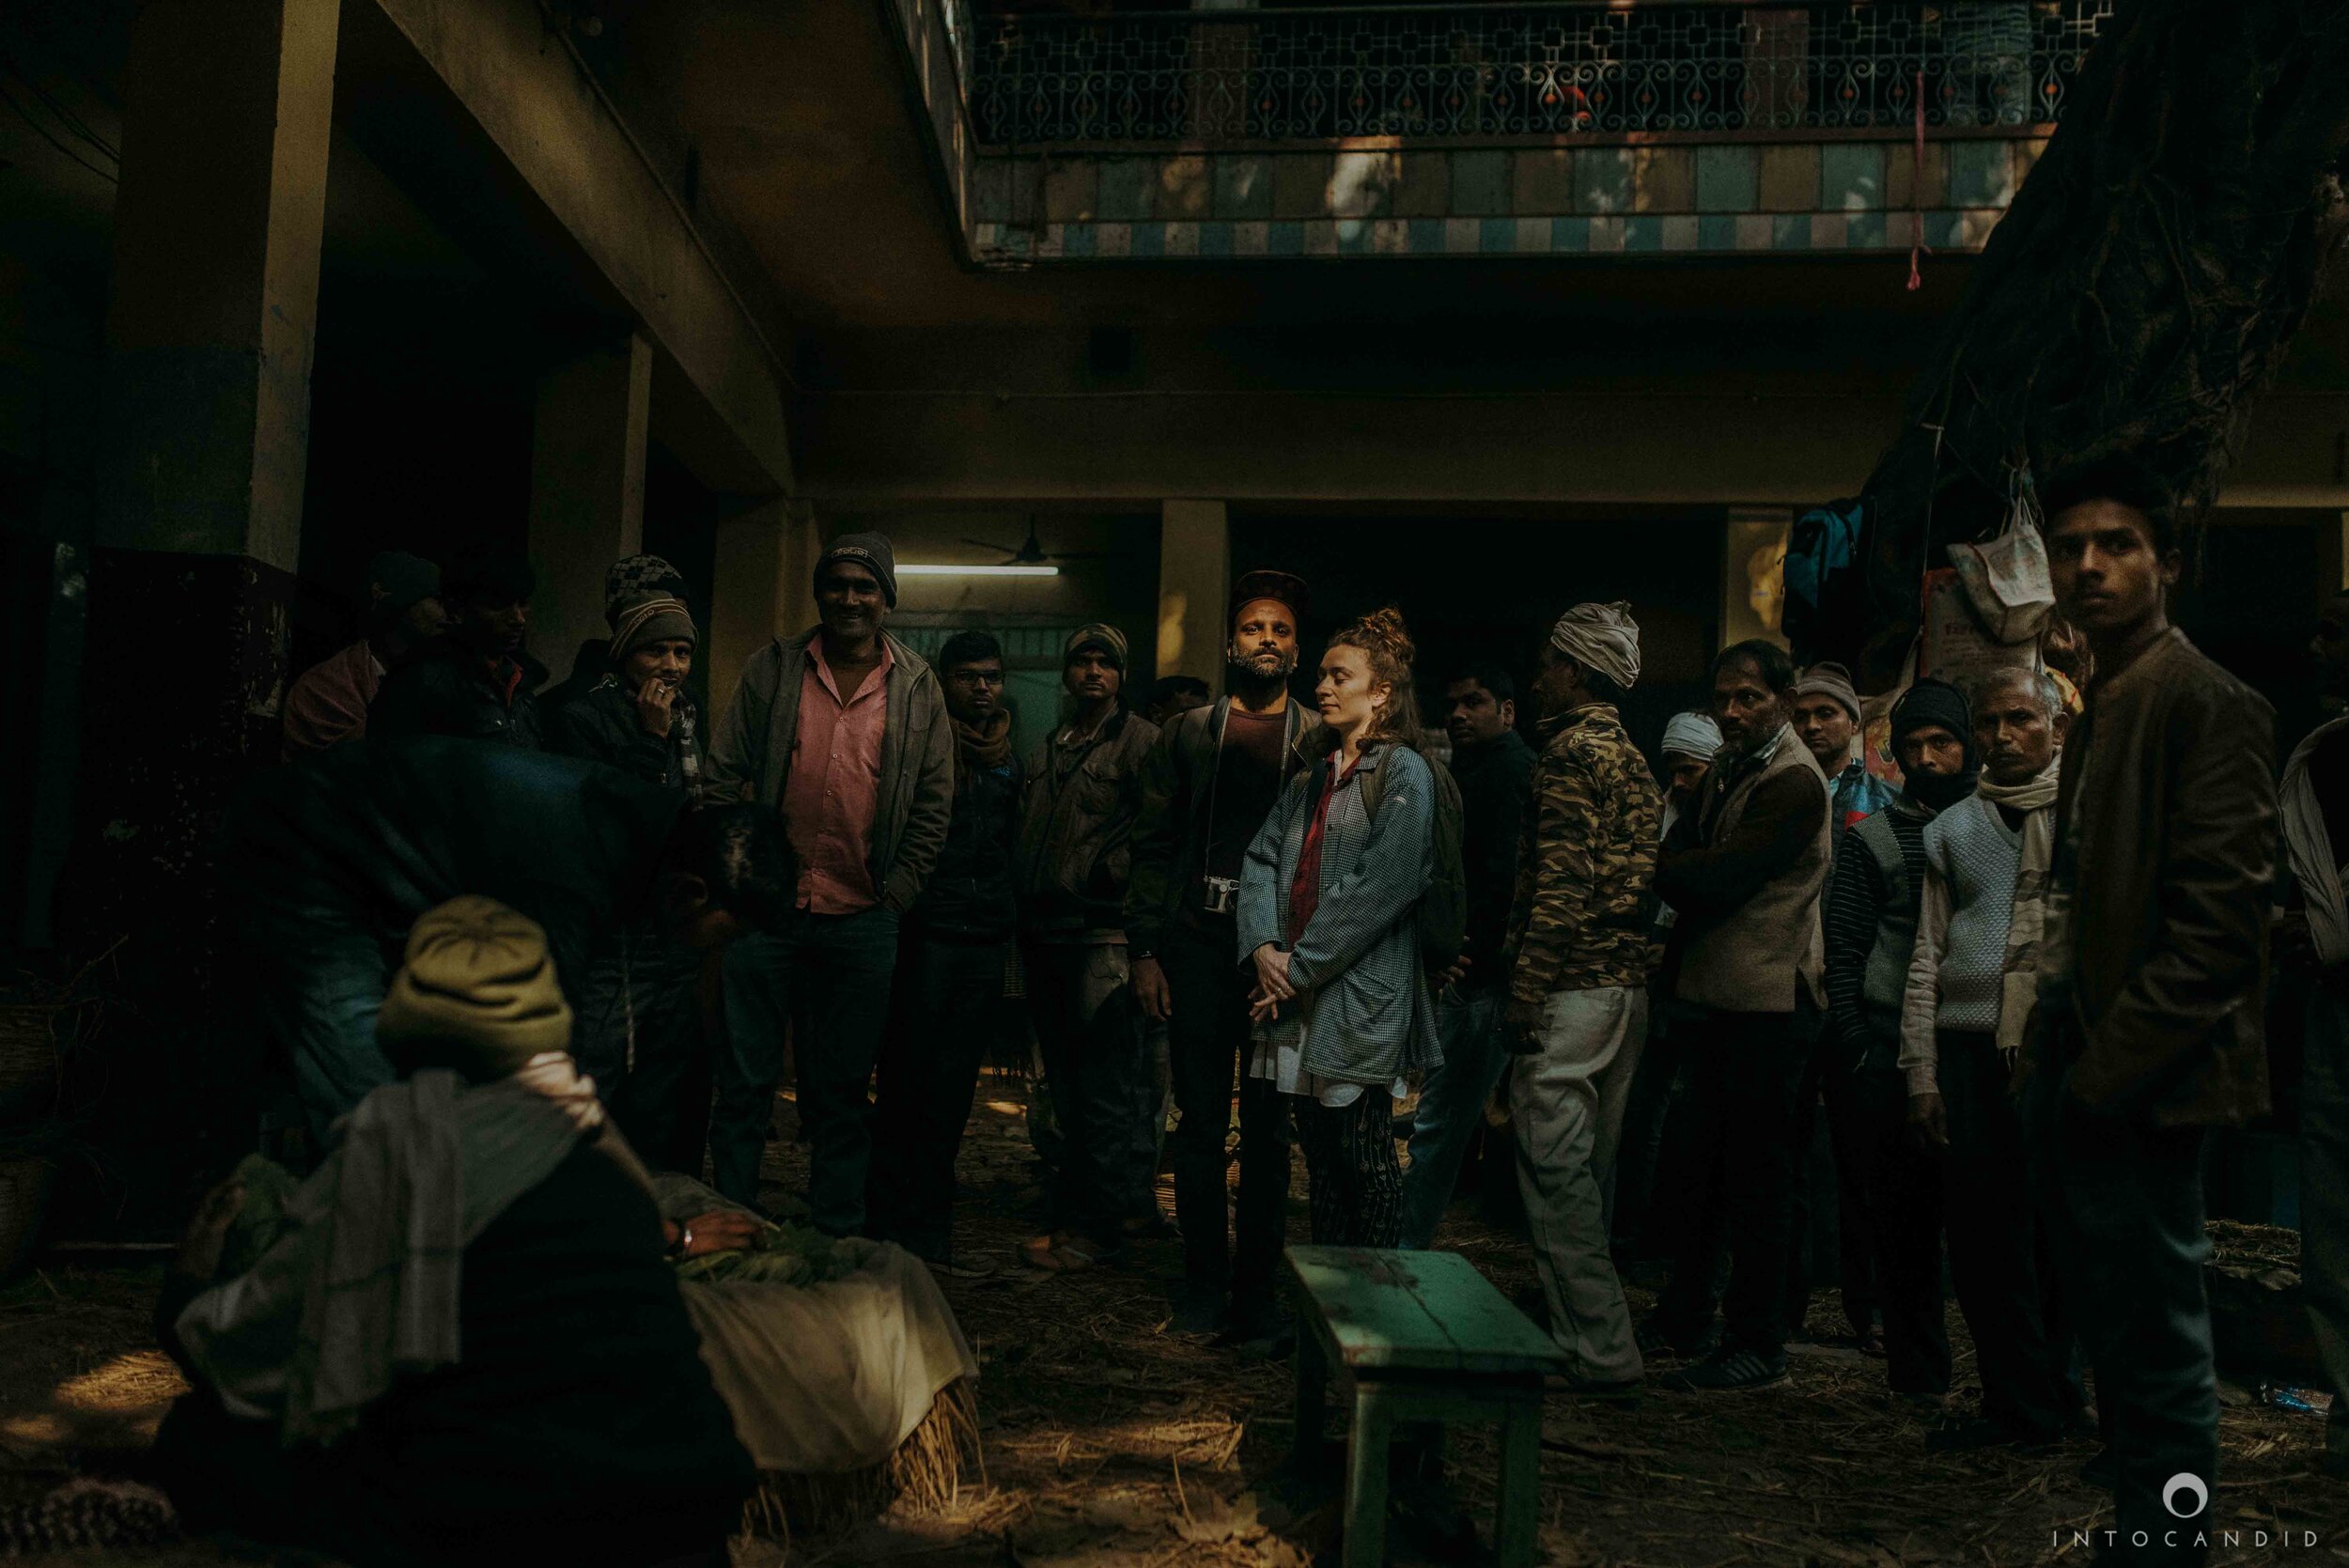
[668,1221,694,1260]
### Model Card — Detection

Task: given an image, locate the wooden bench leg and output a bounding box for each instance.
[1493,1399,1541,1568]
[1344,1387,1392,1568]
[1291,1323,1328,1469]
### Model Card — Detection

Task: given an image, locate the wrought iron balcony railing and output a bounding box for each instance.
[964,2,2110,147]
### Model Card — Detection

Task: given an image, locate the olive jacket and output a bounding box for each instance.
[705,629,955,915]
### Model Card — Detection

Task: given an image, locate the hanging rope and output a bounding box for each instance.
[1907,68,1930,291]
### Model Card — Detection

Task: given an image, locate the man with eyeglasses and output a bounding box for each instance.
[867,631,1025,1276]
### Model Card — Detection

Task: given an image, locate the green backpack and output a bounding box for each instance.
[1357,745,1469,979]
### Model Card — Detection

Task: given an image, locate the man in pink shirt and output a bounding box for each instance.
[707,533,956,1230]
[280,552,445,756]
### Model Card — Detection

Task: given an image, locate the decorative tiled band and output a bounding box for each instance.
[974,209,1999,262]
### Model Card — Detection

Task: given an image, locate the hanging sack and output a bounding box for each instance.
[1945,477,2054,644]
[1921,567,2040,693]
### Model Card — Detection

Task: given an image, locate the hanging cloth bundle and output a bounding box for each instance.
[1946,466,2055,644]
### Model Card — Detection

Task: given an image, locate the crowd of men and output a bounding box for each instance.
[252,453,2349,1564]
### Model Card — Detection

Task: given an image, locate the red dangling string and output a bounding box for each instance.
[1906,68,1928,290]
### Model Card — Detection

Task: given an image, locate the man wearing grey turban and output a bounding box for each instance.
[1546,600,1642,694]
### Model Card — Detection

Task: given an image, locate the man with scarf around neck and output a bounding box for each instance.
[2030,458,2275,1562]
[1641,639,1833,1393]
[152,897,756,1567]
[1016,624,1162,1274]
[1898,668,2089,1452]
[867,631,1024,1276]
[1497,604,1663,1400]
[545,557,712,1169]
[1820,678,1977,1414]
[1396,662,1536,1250]
[1127,570,1314,1342]
[2291,589,2349,1478]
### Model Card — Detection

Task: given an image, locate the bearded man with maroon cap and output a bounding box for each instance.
[1128,569,1314,1342]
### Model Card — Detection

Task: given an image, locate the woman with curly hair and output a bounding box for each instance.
[1237,608,1443,1248]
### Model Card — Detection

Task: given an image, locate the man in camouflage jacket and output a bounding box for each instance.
[1500,602,1664,1396]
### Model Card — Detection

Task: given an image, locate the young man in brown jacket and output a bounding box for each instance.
[2030,459,2277,1562]
[1641,639,1833,1392]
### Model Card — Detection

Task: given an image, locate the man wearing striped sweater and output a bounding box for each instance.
[1819,677,1977,1411]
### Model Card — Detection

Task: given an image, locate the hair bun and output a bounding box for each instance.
[1352,605,1415,671]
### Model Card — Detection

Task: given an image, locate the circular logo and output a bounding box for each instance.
[2164,1473,2209,1519]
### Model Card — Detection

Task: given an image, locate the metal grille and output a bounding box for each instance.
[965,2,2110,146]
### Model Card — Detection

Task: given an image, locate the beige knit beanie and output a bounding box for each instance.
[377,895,573,1080]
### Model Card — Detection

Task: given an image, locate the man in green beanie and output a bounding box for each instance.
[151,894,756,1567]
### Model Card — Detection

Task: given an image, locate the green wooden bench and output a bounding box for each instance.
[1285,1246,1567,1568]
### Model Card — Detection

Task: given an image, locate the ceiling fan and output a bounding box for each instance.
[960,516,1134,566]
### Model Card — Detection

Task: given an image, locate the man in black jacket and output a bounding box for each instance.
[223,737,787,1157]
[1128,571,1312,1339]
[1399,663,1535,1249]
[1016,625,1160,1273]
[1818,679,1976,1409]
[370,554,546,749]
[868,631,1023,1275]
[544,563,710,1166]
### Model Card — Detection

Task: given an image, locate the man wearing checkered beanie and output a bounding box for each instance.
[544,556,712,1172]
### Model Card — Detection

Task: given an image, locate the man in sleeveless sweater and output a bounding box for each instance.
[1899,668,2087,1452]
[1641,640,1833,1392]
[2030,459,2276,1562]
[1820,677,1977,1411]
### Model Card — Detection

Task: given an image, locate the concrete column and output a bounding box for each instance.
[96,0,338,570]
[71,0,340,1224]
[708,498,819,717]
[530,334,654,680]
[1157,499,1231,682]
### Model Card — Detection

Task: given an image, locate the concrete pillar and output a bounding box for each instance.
[96,0,338,571]
[70,0,340,1224]
[530,334,654,680]
[708,498,820,717]
[1157,499,1231,682]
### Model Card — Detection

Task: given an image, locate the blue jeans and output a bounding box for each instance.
[713,907,901,1232]
[1398,986,1509,1250]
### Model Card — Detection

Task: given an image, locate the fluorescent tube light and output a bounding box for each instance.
[897,563,1060,577]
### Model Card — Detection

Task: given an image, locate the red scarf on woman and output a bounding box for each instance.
[1285,750,1362,946]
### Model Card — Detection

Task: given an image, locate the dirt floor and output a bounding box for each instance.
[0,1072,2341,1565]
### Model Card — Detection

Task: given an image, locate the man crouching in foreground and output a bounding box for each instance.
[151,897,758,1568]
